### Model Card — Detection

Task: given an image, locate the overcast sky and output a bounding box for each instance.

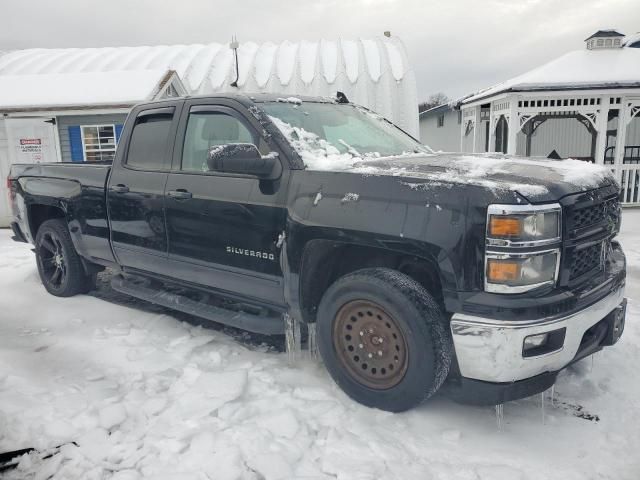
[1,0,639,101]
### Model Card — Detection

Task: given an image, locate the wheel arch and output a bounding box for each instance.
[27,202,66,240]
[296,237,454,324]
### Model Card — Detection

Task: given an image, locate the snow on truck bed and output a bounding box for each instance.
[1,214,640,479]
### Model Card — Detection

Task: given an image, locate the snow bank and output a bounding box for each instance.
[1,222,640,479]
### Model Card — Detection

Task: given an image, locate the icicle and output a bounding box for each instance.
[284,313,302,364]
[307,322,319,360]
[550,384,556,408]
[540,392,546,425]
[294,315,301,357]
[495,404,504,431]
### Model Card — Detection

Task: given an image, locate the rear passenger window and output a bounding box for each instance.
[126,110,174,170]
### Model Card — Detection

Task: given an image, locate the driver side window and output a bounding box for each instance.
[181,111,266,172]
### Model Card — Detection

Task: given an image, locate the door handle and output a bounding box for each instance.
[110,184,129,194]
[167,189,193,200]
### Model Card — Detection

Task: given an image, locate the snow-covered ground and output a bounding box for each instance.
[1,212,639,480]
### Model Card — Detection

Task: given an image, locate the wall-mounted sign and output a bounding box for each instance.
[19,138,43,161]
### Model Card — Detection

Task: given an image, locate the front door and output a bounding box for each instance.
[107,104,180,273]
[163,102,288,305]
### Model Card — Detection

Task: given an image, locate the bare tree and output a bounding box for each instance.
[419,92,449,113]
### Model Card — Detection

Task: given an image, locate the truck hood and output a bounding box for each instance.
[351,153,616,203]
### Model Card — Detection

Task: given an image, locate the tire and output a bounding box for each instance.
[316,267,452,412]
[35,219,92,297]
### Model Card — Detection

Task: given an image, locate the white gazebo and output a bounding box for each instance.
[458,29,640,204]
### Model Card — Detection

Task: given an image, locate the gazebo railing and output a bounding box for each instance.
[601,146,640,204]
[617,164,640,205]
[604,145,640,164]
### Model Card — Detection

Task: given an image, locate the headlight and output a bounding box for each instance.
[485,204,562,294]
[485,250,559,293]
[487,204,561,246]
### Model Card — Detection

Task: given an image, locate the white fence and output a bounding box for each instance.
[616,165,640,205]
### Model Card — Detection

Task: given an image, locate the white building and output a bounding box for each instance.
[0,36,418,226]
[420,29,640,204]
[418,104,460,152]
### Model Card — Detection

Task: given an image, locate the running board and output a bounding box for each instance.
[111,275,284,335]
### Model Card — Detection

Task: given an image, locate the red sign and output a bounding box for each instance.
[20,138,42,145]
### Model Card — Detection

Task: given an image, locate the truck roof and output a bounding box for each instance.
[135,92,338,109]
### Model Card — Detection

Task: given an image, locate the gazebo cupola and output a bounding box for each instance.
[585,29,625,50]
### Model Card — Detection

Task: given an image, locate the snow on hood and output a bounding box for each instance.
[360,154,615,202]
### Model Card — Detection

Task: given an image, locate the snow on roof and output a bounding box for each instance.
[0,38,418,135]
[462,47,640,104]
[585,29,625,40]
[0,70,177,110]
[419,103,452,117]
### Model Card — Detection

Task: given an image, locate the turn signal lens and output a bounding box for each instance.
[489,216,522,237]
[487,260,521,282]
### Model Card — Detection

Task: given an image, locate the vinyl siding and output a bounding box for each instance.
[419,108,461,152]
[0,119,10,226]
[516,118,593,158]
[626,116,640,145]
[515,115,640,159]
[57,114,127,163]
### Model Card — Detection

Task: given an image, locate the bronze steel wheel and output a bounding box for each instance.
[316,268,452,412]
[333,300,408,389]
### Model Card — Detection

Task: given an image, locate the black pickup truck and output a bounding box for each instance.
[8,93,627,412]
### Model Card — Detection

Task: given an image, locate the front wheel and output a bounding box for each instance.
[35,219,93,297]
[316,268,452,412]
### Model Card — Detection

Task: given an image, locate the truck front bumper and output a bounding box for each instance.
[448,286,626,404]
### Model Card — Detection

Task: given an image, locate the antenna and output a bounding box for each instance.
[230,35,239,88]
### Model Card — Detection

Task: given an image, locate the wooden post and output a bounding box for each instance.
[487,103,495,153]
[507,100,518,155]
[460,108,466,152]
[472,106,482,153]
[594,98,610,165]
[614,100,628,179]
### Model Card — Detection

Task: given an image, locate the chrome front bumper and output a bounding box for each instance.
[450,287,625,383]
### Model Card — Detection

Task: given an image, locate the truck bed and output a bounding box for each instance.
[9,161,114,266]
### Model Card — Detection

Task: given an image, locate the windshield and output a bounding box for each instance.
[262,101,431,170]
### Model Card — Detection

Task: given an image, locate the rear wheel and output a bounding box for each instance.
[317,268,452,412]
[35,219,93,297]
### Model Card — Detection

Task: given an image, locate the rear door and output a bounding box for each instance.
[163,100,289,305]
[107,102,181,273]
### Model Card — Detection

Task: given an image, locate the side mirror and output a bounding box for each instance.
[208,143,279,178]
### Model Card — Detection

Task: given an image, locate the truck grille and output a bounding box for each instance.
[571,197,619,231]
[569,243,601,280]
[563,190,619,285]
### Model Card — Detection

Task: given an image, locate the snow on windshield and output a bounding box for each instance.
[269,115,371,171]
[264,101,428,171]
